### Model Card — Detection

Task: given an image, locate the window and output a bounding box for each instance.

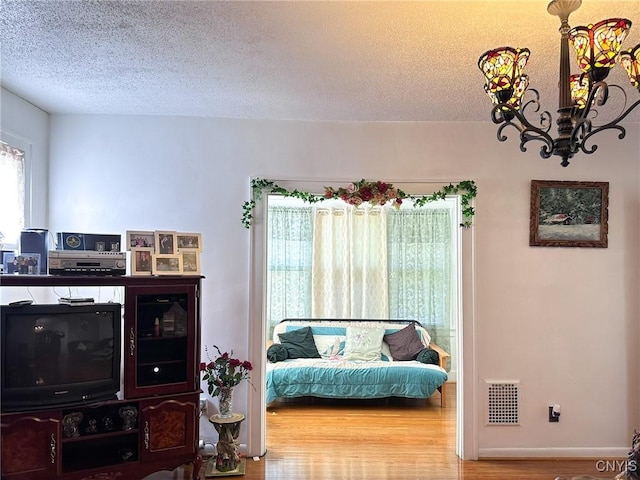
[0,141,26,249]
[265,196,459,356]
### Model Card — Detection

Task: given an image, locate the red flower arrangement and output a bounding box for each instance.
[200,345,253,397]
[324,179,404,208]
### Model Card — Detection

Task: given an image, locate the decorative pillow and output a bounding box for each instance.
[343,326,385,361]
[383,323,425,361]
[416,347,440,366]
[314,335,346,360]
[266,343,288,363]
[278,326,321,359]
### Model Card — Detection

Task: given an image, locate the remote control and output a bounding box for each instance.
[8,299,33,306]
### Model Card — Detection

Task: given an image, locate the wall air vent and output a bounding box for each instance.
[486,380,520,425]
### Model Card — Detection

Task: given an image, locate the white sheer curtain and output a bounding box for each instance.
[266,198,457,364]
[311,205,388,318]
[266,206,313,339]
[387,204,454,353]
[0,141,25,247]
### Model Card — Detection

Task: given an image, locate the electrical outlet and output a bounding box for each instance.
[548,405,560,422]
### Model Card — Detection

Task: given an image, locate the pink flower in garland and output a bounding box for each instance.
[324,179,404,209]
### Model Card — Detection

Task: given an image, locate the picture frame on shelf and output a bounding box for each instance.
[151,254,182,275]
[529,180,609,248]
[176,232,202,252]
[2,253,41,275]
[2,252,17,274]
[154,231,178,255]
[126,230,155,250]
[131,247,154,276]
[181,251,200,275]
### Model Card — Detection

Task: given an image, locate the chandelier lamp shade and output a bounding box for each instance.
[478,0,640,167]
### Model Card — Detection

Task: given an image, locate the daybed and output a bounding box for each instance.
[266,319,450,407]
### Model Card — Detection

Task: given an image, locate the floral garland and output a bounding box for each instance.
[242,178,477,228]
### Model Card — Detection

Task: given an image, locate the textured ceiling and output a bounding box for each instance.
[1,0,639,122]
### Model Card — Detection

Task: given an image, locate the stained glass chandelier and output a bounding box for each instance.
[478,0,640,167]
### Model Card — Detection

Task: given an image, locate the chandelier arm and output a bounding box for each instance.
[577,97,640,154]
[519,88,554,133]
[490,106,508,124]
[520,132,554,159]
[573,82,608,123]
[495,121,513,141]
[570,117,593,146]
[491,103,555,156]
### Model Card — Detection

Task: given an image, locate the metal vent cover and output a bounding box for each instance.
[486,380,520,425]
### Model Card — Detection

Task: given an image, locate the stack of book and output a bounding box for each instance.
[58,297,95,306]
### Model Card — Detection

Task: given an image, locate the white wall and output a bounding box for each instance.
[3,93,639,458]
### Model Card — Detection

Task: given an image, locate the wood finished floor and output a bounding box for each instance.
[146,386,614,480]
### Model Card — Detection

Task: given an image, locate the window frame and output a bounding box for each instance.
[0,132,32,250]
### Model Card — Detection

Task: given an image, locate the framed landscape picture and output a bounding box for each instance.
[529,180,609,248]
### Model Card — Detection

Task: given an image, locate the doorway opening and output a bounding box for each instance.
[246,179,476,459]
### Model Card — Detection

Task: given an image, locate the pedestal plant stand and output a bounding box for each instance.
[206,413,246,477]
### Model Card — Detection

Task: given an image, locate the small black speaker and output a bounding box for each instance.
[19,229,49,274]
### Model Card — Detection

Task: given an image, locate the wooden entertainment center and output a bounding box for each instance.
[0,275,203,480]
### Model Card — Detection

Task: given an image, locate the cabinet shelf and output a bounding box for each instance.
[138,335,187,341]
[137,359,186,367]
[62,428,140,444]
[62,431,139,473]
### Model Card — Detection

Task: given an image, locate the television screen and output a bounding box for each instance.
[1,303,122,412]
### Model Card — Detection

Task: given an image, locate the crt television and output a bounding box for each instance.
[1,302,122,412]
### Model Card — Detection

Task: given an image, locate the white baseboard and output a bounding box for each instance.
[478,447,629,458]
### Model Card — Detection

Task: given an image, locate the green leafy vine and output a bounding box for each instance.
[242,178,477,229]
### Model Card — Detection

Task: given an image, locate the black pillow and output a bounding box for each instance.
[416,347,440,366]
[383,323,425,361]
[278,326,321,359]
[267,344,288,363]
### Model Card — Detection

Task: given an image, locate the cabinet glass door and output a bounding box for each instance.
[125,284,197,398]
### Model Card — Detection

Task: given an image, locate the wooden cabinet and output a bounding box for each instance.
[1,411,60,479]
[0,275,203,480]
[140,393,198,461]
[124,284,199,399]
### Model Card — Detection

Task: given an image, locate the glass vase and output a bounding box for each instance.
[217,388,234,418]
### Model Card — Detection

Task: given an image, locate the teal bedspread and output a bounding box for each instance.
[265,358,447,404]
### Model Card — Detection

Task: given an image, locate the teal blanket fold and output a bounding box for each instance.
[265,358,447,404]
